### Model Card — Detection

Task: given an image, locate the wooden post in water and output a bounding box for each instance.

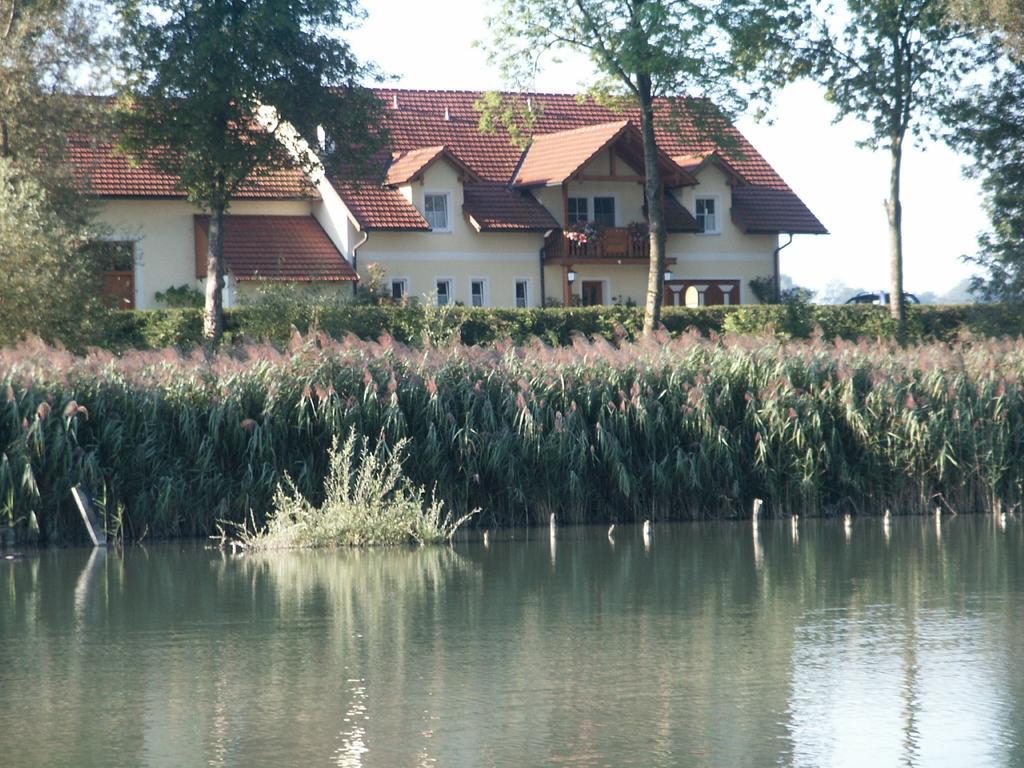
[72,485,106,548]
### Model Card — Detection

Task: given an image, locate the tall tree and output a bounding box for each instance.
[948,61,1024,300]
[747,0,981,327]
[0,0,112,345]
[1,0,110,165]
[482,0,793,335]
[951,0,1024,58]
[117,0,385,344]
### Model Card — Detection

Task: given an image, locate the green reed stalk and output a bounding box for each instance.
[1,333,1023,543]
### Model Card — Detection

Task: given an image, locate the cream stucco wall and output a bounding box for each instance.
[96,198,320,309]
[357,158,546,307]
[533,149,646,228]
[674,164,778,257]
[96,150,781,312]
[670,165,778,305]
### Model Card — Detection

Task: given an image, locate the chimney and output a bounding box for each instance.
[392,94,399,109]
[444,106,450,121]
[527,97,533,112]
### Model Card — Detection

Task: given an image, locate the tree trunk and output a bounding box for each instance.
[638,77,666,337]
[204,202,226,345]
[886,134,905,328]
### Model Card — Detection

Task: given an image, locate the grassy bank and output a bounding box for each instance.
[34,302,1024,352]
[2,332,1023,544]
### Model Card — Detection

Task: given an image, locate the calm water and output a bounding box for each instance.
[2,516,1024,767]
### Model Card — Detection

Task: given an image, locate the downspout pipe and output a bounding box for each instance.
[539,242,547,307]
[351,229,369,297]
[773,233,794,301]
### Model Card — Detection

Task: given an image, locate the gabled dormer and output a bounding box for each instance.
[383,145,481,233]
[512,120,699,230]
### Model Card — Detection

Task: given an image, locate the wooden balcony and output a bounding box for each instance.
[543,227,651,264]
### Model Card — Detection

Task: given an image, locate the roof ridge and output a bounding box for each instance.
[374,86,708,102]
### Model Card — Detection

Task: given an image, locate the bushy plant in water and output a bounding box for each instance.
[242,430,473,549]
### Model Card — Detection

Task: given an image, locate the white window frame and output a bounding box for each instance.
[469,277,489,308]
[592,195,617,228]
[566,195,619,228]
[513,277,532,309]
[389,277,410,301]
[434,276,455,306]
[695,195,721,235]
[423,191,452,233]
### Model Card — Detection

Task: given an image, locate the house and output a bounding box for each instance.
[72,89,826,310]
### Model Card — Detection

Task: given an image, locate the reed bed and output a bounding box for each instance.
[1,331,1022,543]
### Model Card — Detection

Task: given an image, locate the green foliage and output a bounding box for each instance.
[0,0,113,168]
[154,284,204,308]
[948,60,1024,301]
[116,0,385,203]
[0,159,106,347]
[748,276,777,304]
[748,275,815,305]
[0,0,113,347]
[241,430,473,549]
[951,0,1024,58]
[3,332,1024,545]
[745,0,989,325]
[27,303,1024,353]
[351,262,392,305]
[768,1,982,148]
[473,91,540,150]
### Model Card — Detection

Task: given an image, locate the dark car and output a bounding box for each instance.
[845,291,920,306]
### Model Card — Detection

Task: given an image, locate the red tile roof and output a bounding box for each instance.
[513,120,696,188]
[374,90,785,186]
[674,151,746,187]
[364,89,824,233]
[513,121,629,186]
[731,187,827,235]
[71,89,824,234]
[332,180,430,231]
[69,138,316,199]
[385,145,445,185]
[463,184,559,232]
[195,215,356,281]
[385,145,480,186]
[664,195,701,233]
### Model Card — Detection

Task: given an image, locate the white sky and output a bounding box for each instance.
[351,0,984,296]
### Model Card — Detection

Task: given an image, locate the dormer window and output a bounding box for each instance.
[695,196,720,234]
[424,192,451,232]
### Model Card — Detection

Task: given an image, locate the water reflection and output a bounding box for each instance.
[1,517,1023,767]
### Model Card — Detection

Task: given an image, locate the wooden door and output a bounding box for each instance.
[102,271,135,309]
[581,280,604,306]
[85,240,135,309]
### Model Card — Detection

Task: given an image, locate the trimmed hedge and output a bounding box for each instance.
[39,302,1024,351]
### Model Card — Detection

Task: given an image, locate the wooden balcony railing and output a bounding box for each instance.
[543,227,650,263]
